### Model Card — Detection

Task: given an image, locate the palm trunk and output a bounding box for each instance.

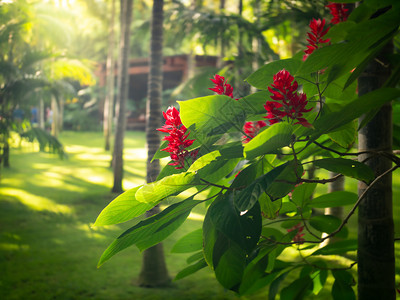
[104,0,116,151]
[112,0,133,193]
[51,96,59,137]
[138,0,170,287]
[357,41,395,299]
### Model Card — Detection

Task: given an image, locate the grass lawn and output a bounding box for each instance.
[0,131,399,299]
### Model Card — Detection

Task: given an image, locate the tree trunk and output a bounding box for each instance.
[138,0,170,287]
[216,0,225,69]
[111,0,133,193]
[104,0,116,151]
[357,41,395,299]
[3,140,10,168]
[51,96,59,137]
[39,97,45,129]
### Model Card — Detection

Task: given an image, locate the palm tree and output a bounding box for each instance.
[138,0,170,287]
[103,0,116,151]
[112,0,133,193]
[357,41,395,299]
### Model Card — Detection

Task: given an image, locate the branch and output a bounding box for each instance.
[199,178,245,191]
[300,174,343,184]
[313,141,400,165]
[321,165,399,241]
[313,141,370,157]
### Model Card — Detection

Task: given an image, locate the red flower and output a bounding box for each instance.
[264,70,312,128]
[303,18,330,61]
[243,121,267,143]
[327,3,349,25]
[157,106,196,169]
[209,74,236,99]
[287,223,305,244]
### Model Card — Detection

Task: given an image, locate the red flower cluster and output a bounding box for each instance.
[265,69,312,128]
[327,2,349,24]
[209,74,236,99]
[303,18,330,61]
[157,106,197,169]
[242,121,267,143]
[287,223,305,244]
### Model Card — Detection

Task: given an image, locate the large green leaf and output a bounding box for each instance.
[312,269,328,295]
[311,191,357,208]
[291,183,317,208]
[171,228,203,253]
[265,161,303,200]
[203,194,262,290]
[178,95,246,137]
[187,150,221,172]
[312,239,358,256]
[280,275,313,300]
[246,58,302,90]
[297,7,400,82]
[234,162,288,212]
[269,272,289,300]
[239,91,269,117]
[309,215,341,234]
[244,122,293,160]
[327,120,357,149]
[135,172,196,203]
[332,270,356,300]
[94,185,152,226]
[313,158,374,183]
[304,88,400,140]
[174,258,208,280]
[98,197,201,267]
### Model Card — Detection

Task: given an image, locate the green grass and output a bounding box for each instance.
[0,131,399,299]
[0,131,243,300]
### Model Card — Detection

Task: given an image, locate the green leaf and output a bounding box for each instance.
[94,185,151,226]
[151,140,169,162]
[306,88,400,140]
[205,194,262,258]
[266,161,303,200]
[231,158,268,189]
[313,158,374,183]
[280,275,313,300]
[187,150,221,172]
[309,215,341,234]
[171,228,203,253]
[156,161,186,181]
[244,122,293,160]
[291,183,317,208]
[136,172,196,203]
[297,8,400,82]
[246,58,302,90]
[312,269,328,295]
[311,191,357,208]
[259,193,281,219]
[186,251,204,264]
[312,239,357,256]
[327,120,357,149]
[203,194,262,290]
[332,270,356,300]
[269,272,289,300]
[174,258,208,281]
[98,197,201,267]
[239,91,269,116]
[178,95,246,137]
[234,162,288,212]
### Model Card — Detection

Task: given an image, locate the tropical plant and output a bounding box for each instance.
[95,1,400,299]
[0,0,95,170]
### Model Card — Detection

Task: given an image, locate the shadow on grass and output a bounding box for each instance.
[0,131,241,300]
